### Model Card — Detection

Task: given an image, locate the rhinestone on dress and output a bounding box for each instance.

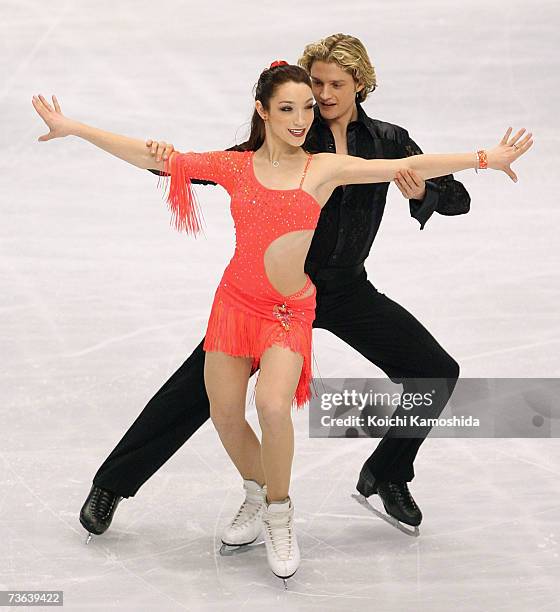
[273,302,293,331]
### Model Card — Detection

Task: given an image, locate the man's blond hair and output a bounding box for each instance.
[298,33,377,103]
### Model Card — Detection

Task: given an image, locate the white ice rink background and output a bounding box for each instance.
[1,0,559,610]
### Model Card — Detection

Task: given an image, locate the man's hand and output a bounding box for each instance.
[145,139,175,162]
[394,168,426,200]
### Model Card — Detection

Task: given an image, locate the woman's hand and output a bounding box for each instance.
[145,139,175,162]
[486,127,534,182]
[32,94,75,141]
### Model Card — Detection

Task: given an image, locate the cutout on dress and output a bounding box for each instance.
[263,230,315,299]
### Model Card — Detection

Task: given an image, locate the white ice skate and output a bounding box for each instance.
[219,479,266,555]
[262,496,300,588]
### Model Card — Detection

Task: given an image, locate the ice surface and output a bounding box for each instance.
[2,0,559,609]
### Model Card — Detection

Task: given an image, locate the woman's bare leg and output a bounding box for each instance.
[254,345,303,502]
[204,351,266,485]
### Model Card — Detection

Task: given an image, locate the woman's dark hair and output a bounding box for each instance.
[235,64,312,152]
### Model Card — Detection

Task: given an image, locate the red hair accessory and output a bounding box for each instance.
[269,60,289,69]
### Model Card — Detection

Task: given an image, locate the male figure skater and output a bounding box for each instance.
[80,33,469,535]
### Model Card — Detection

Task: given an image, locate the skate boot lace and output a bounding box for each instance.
[264,508,294,560]
[230,496,263,530]
[388,482,418,510]
[91,488,118,520]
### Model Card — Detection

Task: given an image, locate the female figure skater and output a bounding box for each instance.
[31,61,532,584]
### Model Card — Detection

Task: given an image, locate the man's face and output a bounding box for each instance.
[309,60,364,120]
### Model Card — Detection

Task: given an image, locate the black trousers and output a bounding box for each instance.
[93,270,459,497]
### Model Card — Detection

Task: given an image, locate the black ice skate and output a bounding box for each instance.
[80,484,123,543]
[352,465,421,537]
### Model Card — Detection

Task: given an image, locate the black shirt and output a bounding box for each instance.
[302,101,470,273]
[149,101,470,275]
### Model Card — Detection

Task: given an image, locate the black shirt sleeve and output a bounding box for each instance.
[399,131,472,230]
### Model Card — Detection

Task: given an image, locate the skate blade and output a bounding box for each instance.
[351,493,420,537]
[218,539,265,556]
[85,533,93,545]
[275,571,297,590]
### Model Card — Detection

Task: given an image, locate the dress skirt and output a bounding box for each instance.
[203,274,317,409]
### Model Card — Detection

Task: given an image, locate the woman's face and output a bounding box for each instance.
[257,81,314,146]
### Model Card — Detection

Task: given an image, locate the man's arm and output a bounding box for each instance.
[400,131,472,230]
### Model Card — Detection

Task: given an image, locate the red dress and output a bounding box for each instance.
[158,149,321,408]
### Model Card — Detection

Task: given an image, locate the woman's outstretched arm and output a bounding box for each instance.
[32,94,169,172]
[318,127,533,190]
